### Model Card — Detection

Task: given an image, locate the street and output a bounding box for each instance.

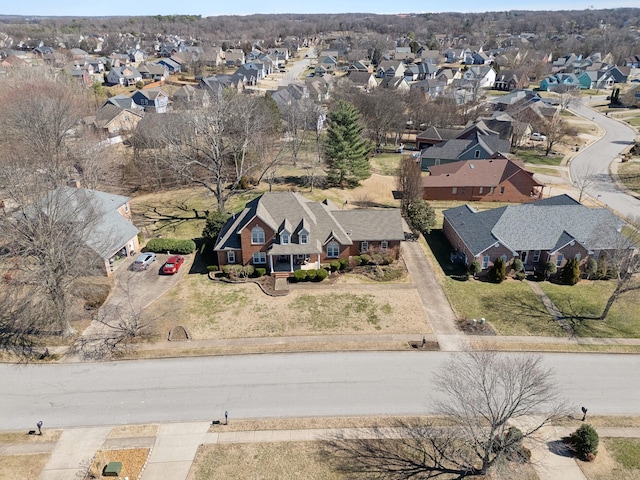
[2,351,639,429]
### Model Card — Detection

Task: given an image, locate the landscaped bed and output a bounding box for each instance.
[87,448,150,480]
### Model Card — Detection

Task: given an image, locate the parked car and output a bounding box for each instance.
[132,252,157,270]
[530,132,547,142]
[162,255,185,275]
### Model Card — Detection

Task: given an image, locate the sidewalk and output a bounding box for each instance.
[21,422,640,480]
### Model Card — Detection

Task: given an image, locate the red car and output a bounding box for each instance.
[162,255,185,275]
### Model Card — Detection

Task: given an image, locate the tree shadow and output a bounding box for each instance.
[424,230,467,277]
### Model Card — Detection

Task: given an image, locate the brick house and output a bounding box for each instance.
[442,194,630,276]
[422,159,545,202]
[214,192,405,276]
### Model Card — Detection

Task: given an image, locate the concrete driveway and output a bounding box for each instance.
[71,253,192,359]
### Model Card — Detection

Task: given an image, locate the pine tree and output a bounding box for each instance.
[323,101,372,188]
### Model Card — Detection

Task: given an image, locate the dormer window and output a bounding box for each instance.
[282,232,290,244]
[300,232,309,244]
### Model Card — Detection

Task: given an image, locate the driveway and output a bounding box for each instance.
[71,253,192,359]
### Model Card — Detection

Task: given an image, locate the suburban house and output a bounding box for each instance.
[442,194,631,276]
[214,192,405,277]
[461,65,496,89]
[376,60,405,78]
[422,158,545,202]
[344,71,378,91]
[409,78,446,99]
[539,73,581,92]
[130,88,169,113]
[225,49,245,67]
[93,104,145,135]
[137,62,169,82]
[32,186,140,277]
[156,58,181,74]
[379,76,410,93]
[419,121,512,170]
[493,70,522,91]
[106,66,142,86]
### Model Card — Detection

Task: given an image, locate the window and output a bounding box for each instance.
[533,250,541,262]
[299,232,308,244]
[575,253,581,262]
[327,241,339,258]
[124,203,129,213]
[452,187,457,194]
[227,251,236,263]
[252,252,266,264]
[460,188,465,195]
[481,255,490,269]
[361,241,369,252]
[251,226,265,244]
[281,232,290,244]
[556,253,564,267]
[475,150,480,158]
[381,240,388,250]
[500,254,508,263]
[490,187,495,194]
[500,186,505,195]
[478,187,483,194]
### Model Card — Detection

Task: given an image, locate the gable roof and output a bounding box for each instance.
[423,159,543,188]
[443,194,628,257]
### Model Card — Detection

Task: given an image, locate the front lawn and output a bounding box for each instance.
[618,160,640,195]
[515,149,564,166]
[540,281,640,338]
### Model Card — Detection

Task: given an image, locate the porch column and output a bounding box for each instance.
[317,253,321,269]
[269,254,274,273]
[289,254,294,273]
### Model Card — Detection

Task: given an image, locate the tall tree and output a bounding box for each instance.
[325,351,568,478]
[323,100,372,188]
[396,156,422,215]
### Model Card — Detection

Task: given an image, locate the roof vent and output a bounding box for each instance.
[470,164,474,169]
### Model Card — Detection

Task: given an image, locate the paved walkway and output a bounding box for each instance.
[11,422,639,480]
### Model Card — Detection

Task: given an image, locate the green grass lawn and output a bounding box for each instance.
[370,153,401,176]
[628,117,640,127]
[618,160,640,195]
[540,281,640,338]
[515,149,564,166]
[604,438,640,471]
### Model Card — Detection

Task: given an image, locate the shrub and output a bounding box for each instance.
[562,257,581,285]
[488,257,506,283]
[469,260,482,277]
[306,269,317,281]
[202,211,230,240]
[293,270,307,282]
[315,268,329,281]
[360,254,372,265]
[351,256,362,267]
[585,258,598,279]
[145,238,196,254]
[206,265,219,272]
[406,199,436,235]
[568,424,599,460]
[330,260,341,271]
[545,261,557,279]
[513,258,524,273]
[254,267,266,277]
[515,271,526,281]
[339,258,348,270]
[242,265,255,278]
[382,254,394,265]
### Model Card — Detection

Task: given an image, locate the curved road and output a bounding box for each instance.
[569,101,639,221]
[2,352,639,429]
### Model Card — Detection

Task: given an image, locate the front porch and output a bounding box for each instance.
[269,253,321,277]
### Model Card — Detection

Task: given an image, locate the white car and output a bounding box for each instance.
[530,133,547,142]
[132,252,157,270]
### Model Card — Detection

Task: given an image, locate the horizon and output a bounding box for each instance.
[2,0,639,18]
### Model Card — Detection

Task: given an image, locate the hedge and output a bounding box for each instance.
[145,238,196,254]
[315,268,329,281]
[293,270,308,282]
[254,267,266,277]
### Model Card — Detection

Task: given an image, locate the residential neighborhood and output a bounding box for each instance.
[1,7,640,480]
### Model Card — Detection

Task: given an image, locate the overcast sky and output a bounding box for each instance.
[3,0,638,17]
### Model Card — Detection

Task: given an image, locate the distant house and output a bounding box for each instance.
[93,105,145,135]
[376,60,405,78]
[106,66,142,86]
[415,126,464,151]
[345,71,378,91]
[461,66,496,89]
[131,88,169,113]
[422,159,544,202]
[539,73,581,92]
[214,192,405,277]
[225,49,245,67]
[442,194,632,276]
[493,70,522,91]
[409,78,446,99]
[315,55,338,75]
[137,62,169,82]
[172,85,210,109]
[156,58,181,74]
[379,76,410,93]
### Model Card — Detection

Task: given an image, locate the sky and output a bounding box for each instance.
[2,0,638,17]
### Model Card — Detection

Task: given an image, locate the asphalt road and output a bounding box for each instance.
[2,352,640,429]
[569,101,639,221]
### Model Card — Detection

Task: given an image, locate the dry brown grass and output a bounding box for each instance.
[468,342,640,354]
[576,441,629,480]
[0,453,49,480]
[107,424,158,439]
[0,429,61,444]
[87,448,150,480]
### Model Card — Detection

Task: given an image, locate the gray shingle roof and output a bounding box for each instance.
[444,194,628,256]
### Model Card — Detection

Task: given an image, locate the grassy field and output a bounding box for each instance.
[0,454,49,480]
[515,148,564,166]
[540,281,640,338]
[579,437,640,480]
[618,160,640,195]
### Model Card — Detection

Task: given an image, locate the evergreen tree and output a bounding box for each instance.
[561,257,581,285]
[323,101,372,188]
[489,257,506,283]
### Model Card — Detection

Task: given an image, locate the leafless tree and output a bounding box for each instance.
[281,97,323,167]
[324,351,569,479]
[353,89,407,148]
[538,114,575,156]
[132,90,278,212]
[571,164,599,203]
[555,86,581,111]
[396,156,422,215]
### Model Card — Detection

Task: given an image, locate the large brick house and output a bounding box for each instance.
[422,159,545,202]
[214,192,405,276]
[442,194,630,275]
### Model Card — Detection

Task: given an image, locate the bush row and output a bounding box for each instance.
[352,253,394,267]
[292,268,329,282]
[145,238,197,254]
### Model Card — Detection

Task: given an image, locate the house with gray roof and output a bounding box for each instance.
[443,194,632,276]
[34,186,140,276]
[214,192,405,277]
